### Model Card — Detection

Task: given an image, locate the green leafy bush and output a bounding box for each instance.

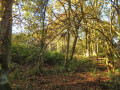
[43,51,65,65]
[98,53,106,57]
[29,66,40,76]
[102,75,120,90]
[12,44,65,66]
[12,43,66,67]
[67,60,79,72]
[11,44,34,64]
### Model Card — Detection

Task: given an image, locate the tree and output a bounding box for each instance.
[64,0,71,67]
[0,0,13,89]
[115,0,120,56]
[70,0,84,60]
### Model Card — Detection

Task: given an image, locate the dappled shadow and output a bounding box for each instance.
[76,60,96,72]
[102,75,120,90]
[76,58,106,73]
[10,57,113,90]
[51,80,104,90]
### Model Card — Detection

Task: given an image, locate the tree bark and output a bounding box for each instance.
[38,0,48,71]
[0,0,12,89]
[70,29,78,60]
[106,42,115,72]
[65,0,71,67]
[88,30,91,57]
[106,2,115,73]
[115,0,120,56]
[85,28,88,57]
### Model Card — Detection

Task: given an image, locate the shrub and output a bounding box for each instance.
[11,44,34,64]
[98,53,106,57]
[102,75,120,90]
[67,60,79,72]
[29,66,40,76]
[12,44,65,66]
[43,51,65,65]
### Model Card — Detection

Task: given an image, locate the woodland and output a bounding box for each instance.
[0,0,120,90]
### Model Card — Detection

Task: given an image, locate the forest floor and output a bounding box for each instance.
[9,57,120,90]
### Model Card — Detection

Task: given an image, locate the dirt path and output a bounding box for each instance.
[10,58,112,90]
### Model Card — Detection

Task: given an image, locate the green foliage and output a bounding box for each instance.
[102,75,120,90]
[11,44,35,64]
[115,69,120,73]
[42,69,55,75]
[29,66,40,76]
[13,68,19,79]
[67,60,79,72]
[55,60,79,75]
[43,51,65,65]
[98,53,106,57]
[55,58,98,75]
[12,44,65,66]
[0,83,12,90]
[76,58,97,72]
[10,63,19,71]
[9,63,22,81]
[56,65,66,74]
[0,65,1,70]
[10,67,20,80]
[56,59,93,74]
[102,59,106,64]
[91,67,97,74]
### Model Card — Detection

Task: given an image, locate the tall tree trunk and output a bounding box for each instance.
[0,0,12,89]
[117,13,120,55]
[70,28,78,60]
[85,28,88,57]
[106,2,115,73]
[65,0,71,67]
[106,42,115,72]
[96,39,99,63]
[39,0,48,71]
[115,0,120,56]
[88,30,91,57]
[63,35,66,53]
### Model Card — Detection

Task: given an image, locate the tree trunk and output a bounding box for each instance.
[85,29,89,57]
[65,0,71,67]
[115,0,120,56]
[0,0,12,89]
[39,0,48,71]
[117,14,120,56]
[96,39,99,63]
[106,42,115,72]
[70,30,78,60]
[106,4,115,73]
[88,31,91,57]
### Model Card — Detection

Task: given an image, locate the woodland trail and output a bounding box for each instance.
[36,58,109,90]
[10,58,117,90]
